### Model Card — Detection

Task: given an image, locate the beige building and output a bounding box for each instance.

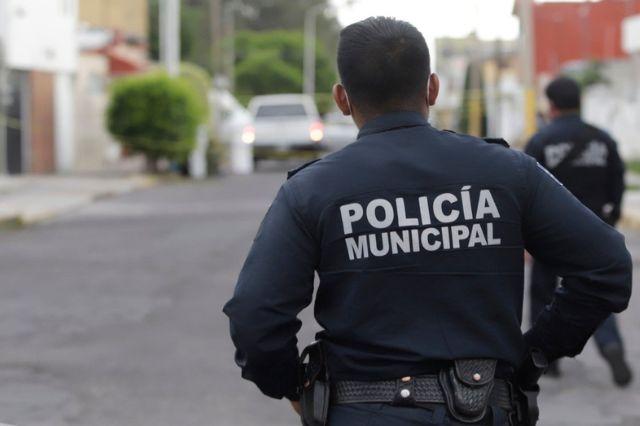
[79,0,148,39]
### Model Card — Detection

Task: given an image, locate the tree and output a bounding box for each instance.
[147,0,341,76]
[236,0,340,55]
[234,30,336,99]
[106,73,206,168]
[148,0,214,72]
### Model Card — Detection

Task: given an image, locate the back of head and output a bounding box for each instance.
[337,17,431,114]
[545,76,581,111]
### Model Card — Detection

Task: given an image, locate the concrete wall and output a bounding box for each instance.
[79,0,148,39]
[74,54,120,171]
[581,60,640,159]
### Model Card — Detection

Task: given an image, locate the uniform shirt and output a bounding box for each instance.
[223,112,632,400]
[525,113,625,223]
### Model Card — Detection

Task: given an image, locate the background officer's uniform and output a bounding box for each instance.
[224,112,631,425]
[525,113,626,363]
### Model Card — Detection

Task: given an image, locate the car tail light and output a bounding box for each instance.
[309,121,324,142]
[242,125,256,144]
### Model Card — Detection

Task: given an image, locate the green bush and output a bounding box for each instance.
[179,62,211,116]
[107,73,205,164]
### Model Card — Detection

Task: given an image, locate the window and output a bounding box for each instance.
[255,104,307,118]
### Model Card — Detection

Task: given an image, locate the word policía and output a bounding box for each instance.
[339,186,502,261]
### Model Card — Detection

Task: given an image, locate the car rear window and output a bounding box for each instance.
[255,104,307,118]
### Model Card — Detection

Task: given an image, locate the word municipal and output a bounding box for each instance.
[339,186,502,260]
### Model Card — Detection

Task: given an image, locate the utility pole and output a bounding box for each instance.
[223,1,240,93]
[210,0,223,74]
[519,0,537,139]
[160,0,181,77]
[304,4,325,97]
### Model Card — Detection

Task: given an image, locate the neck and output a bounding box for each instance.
[355,108,428,129]
[552,109,580,120]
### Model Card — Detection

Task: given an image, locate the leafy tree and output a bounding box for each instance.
[106,73,206,168]
[236,0,340,56]
[148,0,213,72]
[147,0,341,76]
[234,30,336,98]
[236,50,302,95]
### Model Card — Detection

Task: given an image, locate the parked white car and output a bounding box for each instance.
[209,89,252,147]
[244,94,325,162]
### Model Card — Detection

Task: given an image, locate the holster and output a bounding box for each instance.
[438,359,497,423]
[299,341,330,426]
[510,349,548,426]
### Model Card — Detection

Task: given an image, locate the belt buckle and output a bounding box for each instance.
[392,376,416,407]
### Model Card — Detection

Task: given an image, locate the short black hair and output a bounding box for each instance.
[545,76,581,110]
[337,17,431,113]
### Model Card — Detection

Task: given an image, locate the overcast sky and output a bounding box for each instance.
[332,0,520,43]
[332,0,603,43]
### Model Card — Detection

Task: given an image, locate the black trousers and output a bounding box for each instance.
[327,403,510,425]
[529,260,623,349]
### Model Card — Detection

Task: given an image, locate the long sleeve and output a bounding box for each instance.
[521,158,632,361]
[223,184,318,400]
[605,137,625,223]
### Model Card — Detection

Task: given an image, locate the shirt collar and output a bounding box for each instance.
[553,112,581,123]
[357,111,428,139]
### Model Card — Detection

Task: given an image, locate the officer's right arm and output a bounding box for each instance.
[605,136,625,224]
[521,157,632,361]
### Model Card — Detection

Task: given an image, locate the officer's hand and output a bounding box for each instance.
[290,400,302,416]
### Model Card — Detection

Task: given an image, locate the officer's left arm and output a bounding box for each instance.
[223,184,318,400]
[521,157,632,361]
[605,136,625,223]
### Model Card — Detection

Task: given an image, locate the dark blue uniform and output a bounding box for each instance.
[223,112,632,424]
[525,114,626,354]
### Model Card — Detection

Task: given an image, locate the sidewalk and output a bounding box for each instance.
[0,174,158,227]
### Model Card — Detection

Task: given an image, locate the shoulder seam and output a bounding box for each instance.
[282,181,318,246]
[287,159,321,179]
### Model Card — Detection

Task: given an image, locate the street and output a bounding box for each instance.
[0,169,639,426]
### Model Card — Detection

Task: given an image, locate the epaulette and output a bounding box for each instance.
[287,159,321,179]
[482,137,510,148]
[445,129,510,148]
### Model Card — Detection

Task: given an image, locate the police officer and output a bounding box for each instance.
[223,18,632,425]
[525,76,632,386]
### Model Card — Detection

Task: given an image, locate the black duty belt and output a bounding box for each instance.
[331,375,514,412]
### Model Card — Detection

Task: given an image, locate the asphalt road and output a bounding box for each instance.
[0,168,639,426]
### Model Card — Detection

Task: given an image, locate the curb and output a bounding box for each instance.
[0,174,160,229]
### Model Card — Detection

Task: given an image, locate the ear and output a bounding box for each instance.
[332,84,351,116]
[427,73,440,107]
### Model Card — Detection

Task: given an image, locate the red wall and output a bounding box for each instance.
[534,0,640,75]
[29,72,55,174]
